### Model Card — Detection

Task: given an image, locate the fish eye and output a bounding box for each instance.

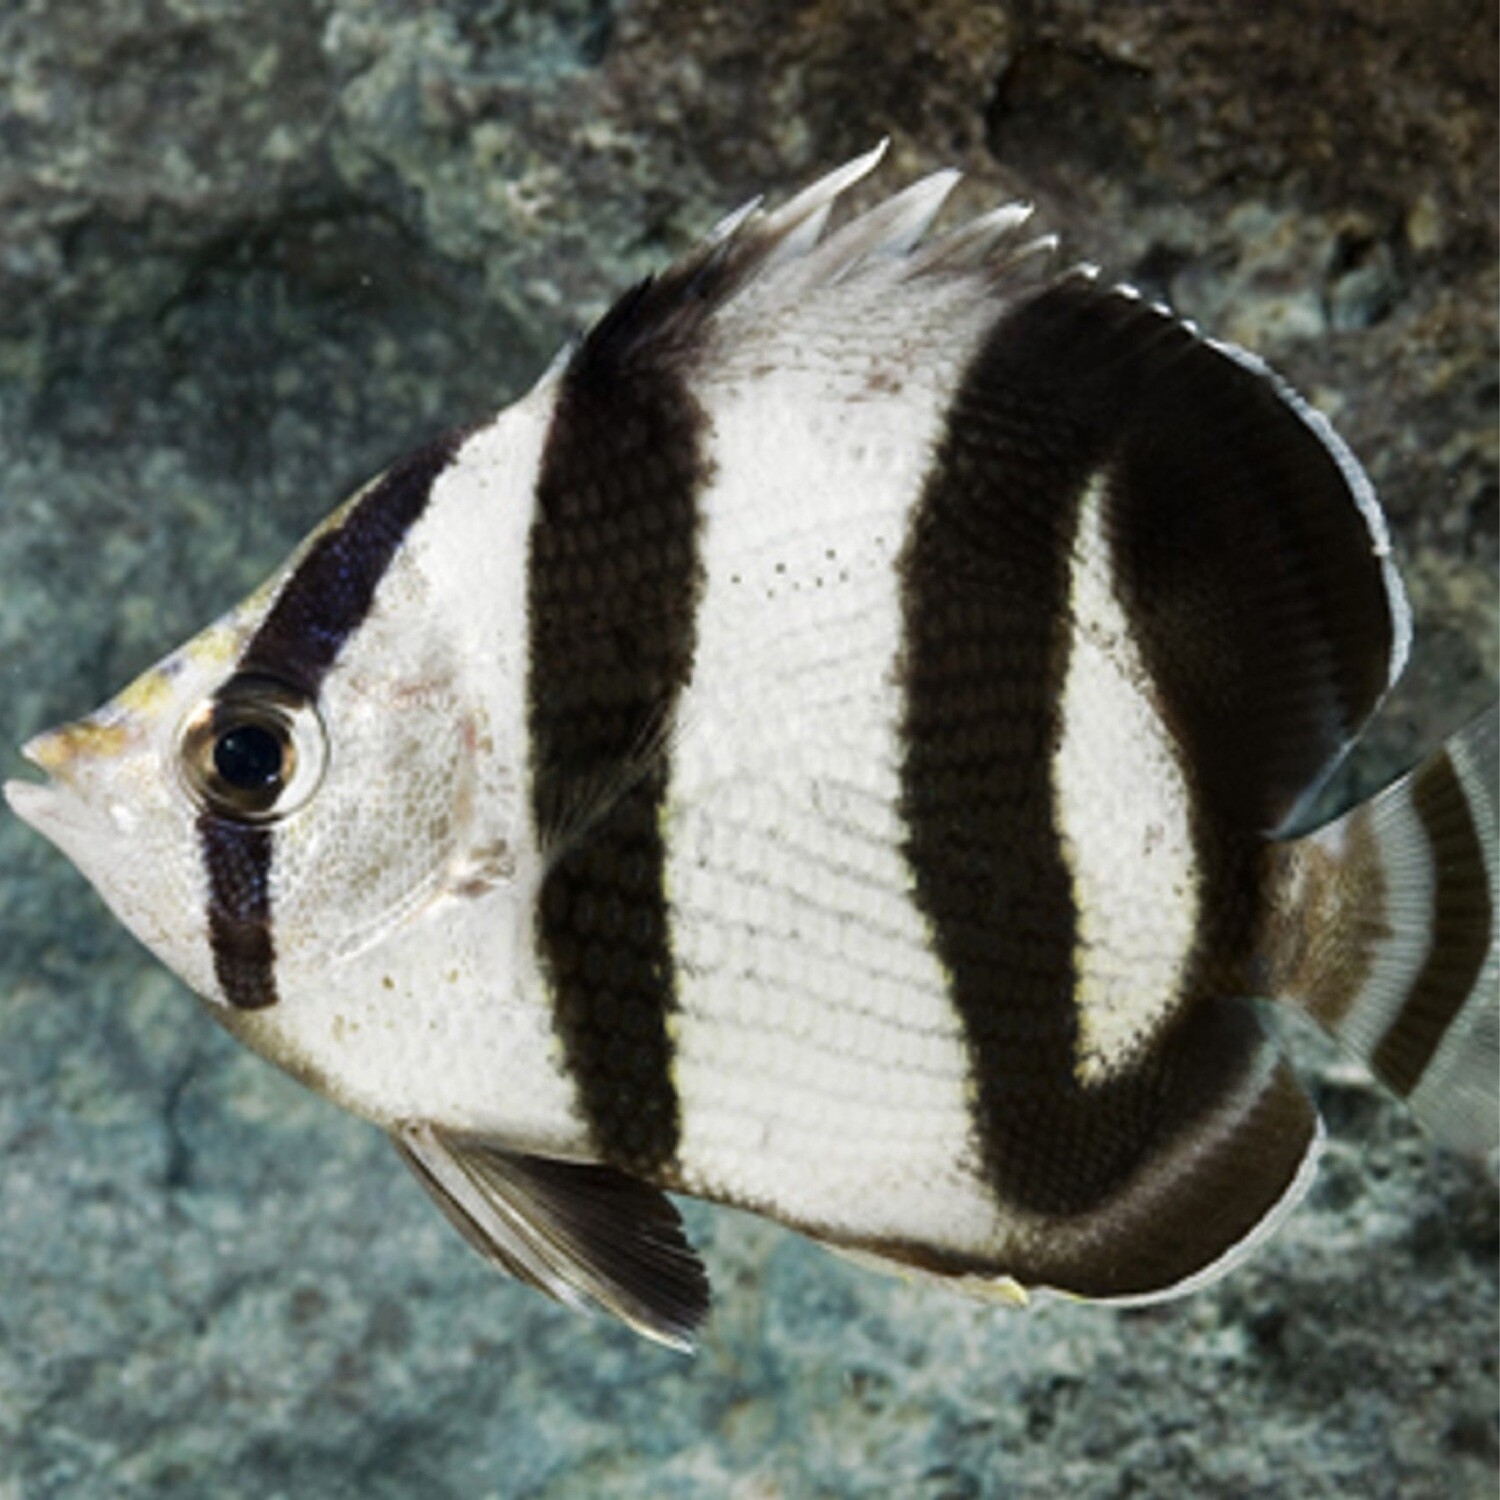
[178,675,328,824]
[213,722,286,791]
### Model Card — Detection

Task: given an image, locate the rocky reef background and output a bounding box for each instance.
[0,2,1495,1495]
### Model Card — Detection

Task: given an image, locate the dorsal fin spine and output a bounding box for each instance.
[567,147,1055,373]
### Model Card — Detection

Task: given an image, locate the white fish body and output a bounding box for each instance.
[8,146,1497,1348]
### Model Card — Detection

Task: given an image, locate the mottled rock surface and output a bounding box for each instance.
[0,2,1494,1496]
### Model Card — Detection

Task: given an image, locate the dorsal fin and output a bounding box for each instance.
[956,275,1411,832]
[569,144,1051,374]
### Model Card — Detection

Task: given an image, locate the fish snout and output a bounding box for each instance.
[5,713,149,842]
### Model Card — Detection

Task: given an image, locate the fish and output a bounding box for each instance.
[6,144,1497,1352]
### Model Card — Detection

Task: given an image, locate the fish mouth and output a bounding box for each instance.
[5,777,69,846]
[6,761,60,839]
[4,730,93,843]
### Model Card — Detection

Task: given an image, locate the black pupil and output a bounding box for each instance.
[213,723,285,791]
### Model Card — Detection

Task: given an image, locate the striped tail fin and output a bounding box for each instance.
[1261,709,1498,1155]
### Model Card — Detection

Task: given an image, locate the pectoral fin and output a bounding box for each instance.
[393,1121,710,1351]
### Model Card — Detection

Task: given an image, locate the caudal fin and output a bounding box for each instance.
[1261,709,1498,1155]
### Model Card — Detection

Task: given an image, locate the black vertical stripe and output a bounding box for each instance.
[200,431,462,1009]
[898,277,1405,1219]
[1373,751,1492,1095]
[898,288,1171,1217]
[898,279,1356,1220]
[527,287,710,1175]
[200,818,276,1010]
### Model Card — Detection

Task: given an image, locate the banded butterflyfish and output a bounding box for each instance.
[8,145,1496,1351]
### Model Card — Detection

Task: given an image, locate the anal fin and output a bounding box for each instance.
[1036,996,1323,1302]
[393,1122,710,1351]
[799,999,1322,1308]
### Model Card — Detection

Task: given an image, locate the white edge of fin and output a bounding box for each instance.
[392,1122,710,1352]
[1044,1112,1327,1309]
[1208,336,1414,693]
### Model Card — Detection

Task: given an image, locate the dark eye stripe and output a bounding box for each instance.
[240,433,465,692]
[198,818,277,1011]
[200,431,463,1011]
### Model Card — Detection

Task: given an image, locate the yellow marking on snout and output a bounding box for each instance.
[24,718,130,773]
[114,667,177,717]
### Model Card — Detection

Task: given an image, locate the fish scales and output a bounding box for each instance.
[664,238,994,1249]
[6,144,1496,1349]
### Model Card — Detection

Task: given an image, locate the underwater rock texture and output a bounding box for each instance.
[0,0,1494,1495]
